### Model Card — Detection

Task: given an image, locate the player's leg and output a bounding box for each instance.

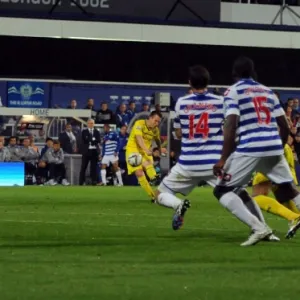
[142,155,157,183]
[261,155,300,238]
[156,164,193,230]
[214,153,272,246]
[112,159,123,186]
[101,156,109,186]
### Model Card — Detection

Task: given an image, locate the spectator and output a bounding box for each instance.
[118,125,129,169]
[41,138,53,158]
[85,98,97,119]
[21,138,39,185]
[141,102,150,113]
[95,102,114,124]
[59,124,77,154]
[0,136,5,145]
[116,103,130,128]
[7,136,21,161]
[29,135,39,153]
[292,98,300,120]
[127,101,136,123]
[0,140,10,162]
[67,99,77,109]
[152,147,161,185]
[43,140,70,186]
[79,119,101,185]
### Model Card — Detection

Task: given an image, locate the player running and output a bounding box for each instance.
[100,124,123,186]
[126,111,162,201]
[155,65,266,234]
[252,135,300,239]
[213,56,300,246]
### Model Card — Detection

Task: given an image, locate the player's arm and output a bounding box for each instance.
[173,99,182,139]
[214,91,239,176]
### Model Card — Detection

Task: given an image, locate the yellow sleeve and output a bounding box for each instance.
[155,128,161,141]
[132,120,143,137]
[284,144,294,170]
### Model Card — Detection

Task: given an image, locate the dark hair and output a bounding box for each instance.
[9,136,17,142]
[232,56,256,80]
[149,111,162,119]
[274,91,280,100]
[143,102,149,106]
[188,65,210,89]
[53,140,60,145]
[46,137,53,142]
[153,147,159,152]
[101,102,107,105]
[129,100,135,105]
[287,98,294,102]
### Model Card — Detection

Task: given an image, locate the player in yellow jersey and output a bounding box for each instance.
[252,135,300,239]
[126,111,162,201]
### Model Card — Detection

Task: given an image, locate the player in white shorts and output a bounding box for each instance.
[155,65,271,239]
[213,56,300,246]
[100,124,123,186]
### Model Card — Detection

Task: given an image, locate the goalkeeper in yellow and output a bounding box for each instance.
[252,135,300,239]
[126,111,162,201]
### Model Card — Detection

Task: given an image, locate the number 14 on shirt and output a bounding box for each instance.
[189,112,209,139]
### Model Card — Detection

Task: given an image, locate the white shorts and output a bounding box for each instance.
[158,163,217,196]
[102,155,118,166]
[216,152,293,187]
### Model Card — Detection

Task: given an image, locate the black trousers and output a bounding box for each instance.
[79,149,98,185]
[24,163,37,185]
[49,163,66,182]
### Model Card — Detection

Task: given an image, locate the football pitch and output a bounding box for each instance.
[0,186,300,300]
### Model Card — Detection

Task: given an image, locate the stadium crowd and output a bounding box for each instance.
[0,99,168,186]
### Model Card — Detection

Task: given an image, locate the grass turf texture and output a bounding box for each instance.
[0,186,300,300]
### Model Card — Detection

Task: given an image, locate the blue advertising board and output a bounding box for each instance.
[7,81,48,108]
[0,162,24,186]
[50,83,186,112]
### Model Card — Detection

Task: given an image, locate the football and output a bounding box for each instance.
[127,153,143,167]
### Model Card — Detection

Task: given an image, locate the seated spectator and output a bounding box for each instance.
[36,138,54,185]
[85,98,97,119]
[116,103,130,128]
[67,99,77,109]
[0,140,10,162]
[29,135,39,153]
[59,124,78,154]
[95,102,114,124]
[41,137,53,158]
[127,101,136,123]
[141,102,150,113]
[20,138,39,185]
[7,136,21,161]
[43,140,70,186]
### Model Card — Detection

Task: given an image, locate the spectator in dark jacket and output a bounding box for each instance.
[116,103,130,128]
[41,138,54,158]
[95,102,115,124]
[59,124,77,154]
[127,101,136,123]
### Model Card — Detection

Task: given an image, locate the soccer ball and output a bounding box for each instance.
[127,153,142,167]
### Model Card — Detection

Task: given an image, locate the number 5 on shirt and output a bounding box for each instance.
[189,112,209,139]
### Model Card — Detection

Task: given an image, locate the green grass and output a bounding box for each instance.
[0,186,300,300]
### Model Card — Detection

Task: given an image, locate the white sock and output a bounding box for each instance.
[251,199,266,224]
[101,169,107,185]
[116,170,123,185]
[292,194,300,210]
[219,192,265,231]
[157,192,181,210]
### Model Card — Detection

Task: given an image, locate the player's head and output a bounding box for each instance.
[188,65,210,90]
[104,124,110,133]
[23,138,30,148]
[232,56,256,81]
[53,140,60,152]
[46,137,53,148]
[147,111,162,128]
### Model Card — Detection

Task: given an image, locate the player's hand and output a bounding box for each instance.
[213,159,225,177]
[146,149,152,156]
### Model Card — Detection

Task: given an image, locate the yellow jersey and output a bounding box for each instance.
[126,119,160,153]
